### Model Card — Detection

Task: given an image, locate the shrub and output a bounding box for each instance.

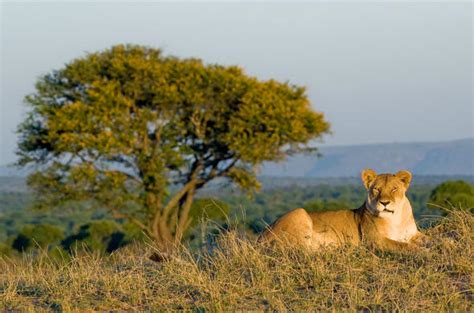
[11,224,64,252]
[188,198,230,229]
[429,180,474,212]
[303,199,351,212]
[0,242,14,256]
[61,220,126,254]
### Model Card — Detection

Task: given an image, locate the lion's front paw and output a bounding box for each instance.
[411,233,432,248]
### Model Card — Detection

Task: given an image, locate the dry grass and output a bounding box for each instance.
[1,210,472,311]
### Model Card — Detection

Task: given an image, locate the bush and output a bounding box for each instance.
[11,224,64,252]
[188,198,230,229]
[0,242,14,256]
[429,180,474,212]
[303,199,351,212]
[61,220,127,254]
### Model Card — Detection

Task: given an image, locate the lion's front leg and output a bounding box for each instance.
[372,237,422,253]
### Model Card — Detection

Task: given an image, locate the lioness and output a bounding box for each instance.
[259,169,427,252]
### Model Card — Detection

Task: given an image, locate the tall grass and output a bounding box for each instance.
[1,209,472,311]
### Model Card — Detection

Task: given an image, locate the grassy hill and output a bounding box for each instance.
[0,209,472,311]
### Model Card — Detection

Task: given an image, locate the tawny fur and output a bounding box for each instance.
[259,169,428,252]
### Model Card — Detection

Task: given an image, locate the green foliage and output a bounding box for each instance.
[11,224,64,252]
[304,199,351,212]
[121,222,147,242]
[61,220,126,254]
[0,191,107,244]
[17,44,330,244]
[429,180,474,212]
[184,198,231,248]
[0,243,14,256]
[1,178,448,255]
[188,198,230,229]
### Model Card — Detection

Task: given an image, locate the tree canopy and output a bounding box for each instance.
[17,44,330,252]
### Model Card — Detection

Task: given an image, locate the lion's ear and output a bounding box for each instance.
[395,170,412,189]
[361,169,377,190]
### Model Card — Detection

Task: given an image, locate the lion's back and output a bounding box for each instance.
[309,210,361,245]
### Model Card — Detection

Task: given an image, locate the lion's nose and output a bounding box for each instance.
[380,200,390,206]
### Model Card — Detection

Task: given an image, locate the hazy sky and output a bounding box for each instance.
[1,2,472,164]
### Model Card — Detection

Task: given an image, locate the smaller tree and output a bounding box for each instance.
[428,180,474,213]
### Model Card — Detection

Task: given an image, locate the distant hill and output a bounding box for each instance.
[261,138,474,177]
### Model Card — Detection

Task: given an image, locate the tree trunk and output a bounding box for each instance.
[147,164,203,259]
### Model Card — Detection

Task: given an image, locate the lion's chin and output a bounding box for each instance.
[376,209,395,218]
[370,207,395,217]
[366,204,394,217]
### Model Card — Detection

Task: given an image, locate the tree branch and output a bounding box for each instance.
[196,157,239,189]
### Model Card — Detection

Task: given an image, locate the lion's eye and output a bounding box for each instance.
[373,188,380,193]
[391,188,398,193]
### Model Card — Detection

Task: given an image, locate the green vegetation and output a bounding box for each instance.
[429,180,474,212]
[187,198,230,231]
[0,243,13,257]
[2,178,468,257]
[1,209,471,311]
[61,220,125,254]
[11,224,64,252]
[17,44,329,252]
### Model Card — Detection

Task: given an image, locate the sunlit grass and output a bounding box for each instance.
[1,209,472,311]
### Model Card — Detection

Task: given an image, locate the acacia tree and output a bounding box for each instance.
[17,45,330,252]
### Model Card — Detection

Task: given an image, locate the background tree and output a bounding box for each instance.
[428,180,474,213]
[17,44,330,253]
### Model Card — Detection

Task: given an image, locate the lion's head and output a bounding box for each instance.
[361,169,412,217]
